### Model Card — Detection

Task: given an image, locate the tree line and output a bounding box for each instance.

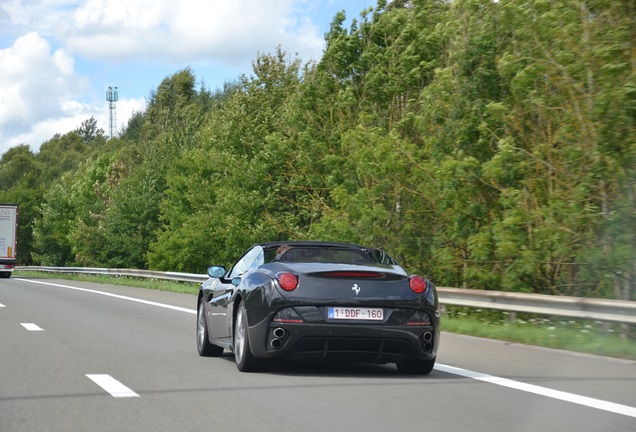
[1,0,634,301]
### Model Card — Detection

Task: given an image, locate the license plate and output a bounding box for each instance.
[327,307,384,321]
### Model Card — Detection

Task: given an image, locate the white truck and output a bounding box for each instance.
[0,204,18,278]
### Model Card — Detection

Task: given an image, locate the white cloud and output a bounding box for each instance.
[0,32,89,152]
[55,0,323,65]
[0,1,78,35]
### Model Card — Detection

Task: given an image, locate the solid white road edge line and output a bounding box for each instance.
[21,323,44,331]
[435,363,636,419]
[87,374,139,398]
[17,278,636,417]
[17,279,196,314]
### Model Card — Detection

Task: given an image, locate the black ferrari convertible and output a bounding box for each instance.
[196,241,440,374]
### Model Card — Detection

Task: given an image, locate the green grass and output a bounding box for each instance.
[13,270,636,361]
[443,307,636,361]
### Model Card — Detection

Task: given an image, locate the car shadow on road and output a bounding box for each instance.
[217,353,456,380]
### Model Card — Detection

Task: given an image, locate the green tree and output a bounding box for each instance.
[0,145,44,264]
[147,49,304,270]
[74,117,106,143]
[68,155,125,267]
[32,179,75,266]
[98,68,209,268]
[487,0,635,298]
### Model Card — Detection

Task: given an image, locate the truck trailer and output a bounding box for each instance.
[0,204,18,278]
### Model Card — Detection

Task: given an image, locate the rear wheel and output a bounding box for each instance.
[234,302,268,372]
[197,300,223,357]
[396,357,436,375]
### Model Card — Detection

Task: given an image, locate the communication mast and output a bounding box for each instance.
[106,86,118,139]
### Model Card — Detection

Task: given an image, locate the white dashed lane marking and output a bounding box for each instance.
[21,323,44,331]
[87,374,140,398]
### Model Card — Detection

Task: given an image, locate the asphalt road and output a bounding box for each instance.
[1,276,635,432]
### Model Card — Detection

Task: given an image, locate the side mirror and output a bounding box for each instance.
[231,277,241,286]
[207,266,226,278]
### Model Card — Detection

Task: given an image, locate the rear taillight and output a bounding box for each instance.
[277,272,298,291]
[409,276,427,294]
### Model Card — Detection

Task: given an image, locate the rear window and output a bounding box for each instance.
[267,247,371,264]
[263,244,399,266]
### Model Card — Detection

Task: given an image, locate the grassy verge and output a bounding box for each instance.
[13,271,636,361]
[443,307,636,361]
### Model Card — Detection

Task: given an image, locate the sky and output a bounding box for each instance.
[0,0,372,157]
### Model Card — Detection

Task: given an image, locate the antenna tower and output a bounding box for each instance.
[106,86,118,139]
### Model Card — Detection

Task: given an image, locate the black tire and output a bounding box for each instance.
[0,272,10,279]
[197,300,224,357]
[234,302,268,372]
[396,357,436,375]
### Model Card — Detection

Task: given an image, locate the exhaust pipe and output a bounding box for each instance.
[270,328,287,349]
[271,338,283,349]
[421,332,433,352]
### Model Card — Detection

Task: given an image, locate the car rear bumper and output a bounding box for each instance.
[252,322,438,364]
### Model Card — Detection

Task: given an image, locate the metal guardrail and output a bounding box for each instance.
[18,266,207,283]
[16,266,636,325]
[437,287,636,325]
